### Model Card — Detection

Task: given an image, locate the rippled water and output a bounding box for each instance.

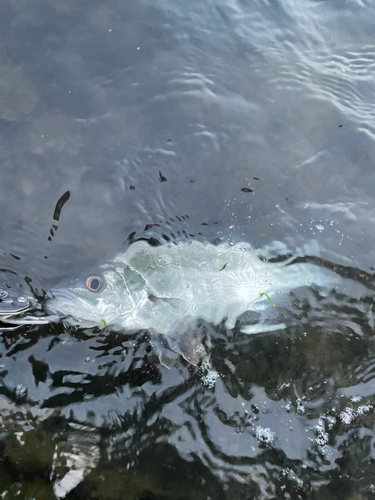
[1,0,375,498]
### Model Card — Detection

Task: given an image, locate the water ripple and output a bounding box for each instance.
[269,45,375,132]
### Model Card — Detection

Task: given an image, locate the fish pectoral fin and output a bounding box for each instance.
[147,292,184,310]
[163,297,185,309]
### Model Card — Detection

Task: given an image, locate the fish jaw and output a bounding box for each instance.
[44,288,127,330]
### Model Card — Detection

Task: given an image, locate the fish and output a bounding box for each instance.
[43,240,335,362]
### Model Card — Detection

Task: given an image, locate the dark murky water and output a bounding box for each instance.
[1,0,375,498]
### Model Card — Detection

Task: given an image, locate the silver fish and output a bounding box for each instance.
[44,240,334,341]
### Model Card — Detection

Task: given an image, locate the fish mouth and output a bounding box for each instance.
[47,288,78,301]
[43,288,104,329]
[43,289,80,317]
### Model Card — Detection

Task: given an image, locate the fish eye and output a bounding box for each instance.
[86,275,105,292]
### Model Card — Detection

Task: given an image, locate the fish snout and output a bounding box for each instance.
[43,288,75,316]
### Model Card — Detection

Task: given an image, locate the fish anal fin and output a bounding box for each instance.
[150,320,207,366]
[237,308,287,335]
[240,322,286,335]
[173,328,206,366]
[149,335,180,369]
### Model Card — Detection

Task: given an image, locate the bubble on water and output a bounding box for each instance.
[202,368,220,389]
[281,468,304,488]
[357,404,370,415]
[314,418,329,446]
[325,415,336,430]
[296,398,306,415]
[256,426,275,447]
[340,407,355,424]
[195,344,207,356]
[339,403,372,424]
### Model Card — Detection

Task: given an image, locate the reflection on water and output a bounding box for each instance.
[1,268,375,498]
[1,0,375,498]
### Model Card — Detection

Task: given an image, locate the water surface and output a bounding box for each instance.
[1,0,375,498]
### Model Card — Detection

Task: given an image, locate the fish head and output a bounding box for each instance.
[44,260,138,329]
